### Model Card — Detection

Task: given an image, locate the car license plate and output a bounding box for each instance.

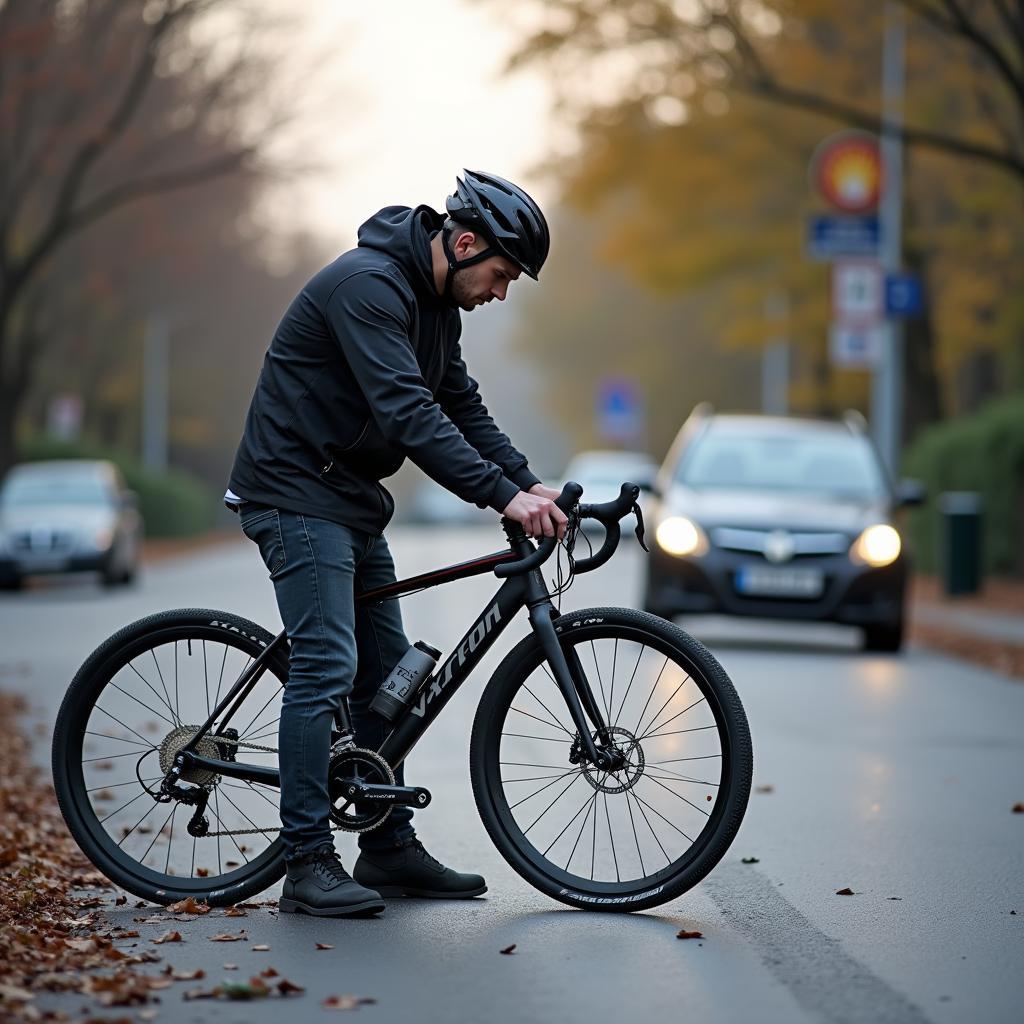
[734,565,824,598]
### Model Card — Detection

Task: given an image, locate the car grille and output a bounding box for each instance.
[10,528,76,553]
[710,526,849,560]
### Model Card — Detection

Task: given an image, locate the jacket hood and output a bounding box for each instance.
[357,204,448,305]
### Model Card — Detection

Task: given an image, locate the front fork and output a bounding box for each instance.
[526,596,625,772]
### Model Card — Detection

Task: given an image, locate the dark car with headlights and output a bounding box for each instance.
[0,460,142,589]
[642,409,923,651]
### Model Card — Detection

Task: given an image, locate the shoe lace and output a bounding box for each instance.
[408,838,443,871]
[312,847,351,884]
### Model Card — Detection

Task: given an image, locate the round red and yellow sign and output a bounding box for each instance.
[810,132,882,213]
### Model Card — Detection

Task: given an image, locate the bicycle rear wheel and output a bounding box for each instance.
[470,607,751,912]
[52,609,289,906]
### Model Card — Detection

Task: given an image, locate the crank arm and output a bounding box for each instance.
[341,781,431,808]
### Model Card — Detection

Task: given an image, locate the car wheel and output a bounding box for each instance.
[863,621,904,653]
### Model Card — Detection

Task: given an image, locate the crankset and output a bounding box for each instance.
[327,747,430,833]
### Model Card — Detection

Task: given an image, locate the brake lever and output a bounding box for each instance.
[632,500,649,552]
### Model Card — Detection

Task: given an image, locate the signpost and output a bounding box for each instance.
[596,377,644,444]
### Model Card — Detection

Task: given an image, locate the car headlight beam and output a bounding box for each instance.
[850,524,901,567]
[656,516,708,557]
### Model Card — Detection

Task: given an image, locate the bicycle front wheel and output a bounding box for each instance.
[52,609,290,906]
[470,607,752,912]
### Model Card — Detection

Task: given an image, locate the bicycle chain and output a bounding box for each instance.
[189,735,349,838]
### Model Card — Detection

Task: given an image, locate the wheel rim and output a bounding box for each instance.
[485,624,735,895]
[64,625,287,894]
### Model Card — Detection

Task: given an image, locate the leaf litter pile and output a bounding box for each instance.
[0,693,375,1019]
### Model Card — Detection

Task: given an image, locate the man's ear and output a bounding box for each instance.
[453,230,481,258]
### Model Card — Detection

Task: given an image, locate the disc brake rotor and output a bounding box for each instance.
[580,726,645,794]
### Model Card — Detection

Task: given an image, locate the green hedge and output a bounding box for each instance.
[903,395,1024,576]
[12,438,216,538]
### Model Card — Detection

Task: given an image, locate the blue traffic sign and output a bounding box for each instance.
[885,272,923,316]
[597,378,643,443]
[806,214,881,261]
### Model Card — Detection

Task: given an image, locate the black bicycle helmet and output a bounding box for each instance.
[443,170,550,282]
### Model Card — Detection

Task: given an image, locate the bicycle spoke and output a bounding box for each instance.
[105,680,176,729]
[213,644,229,711]
[203,640,210,718]
[607,638,618,729]
[649,754,722,764]
[84,747,156,762]
[164,805,177,875]
[565,793,598,872]
[642,723,716,740]
[635,672,691,741]
[641,774,710,818]
[627,789,671,866]
[522,682,574,736]
[503,732,571,743]
[116,798,161,848]
[99,787,150,825]
[211,789,225,874]
[503,772,578,783]
[603,792,620,882]
[524,773,583,835]
[509,767,582,811]
[631,790,695,843]
[500,761,573,770]
[631,655,670,738]
[624,787,646,877]
[640,697,708,741]
[542,787,597,858]
[645,764,720,786]
[125,661,180,727]
[237,688,281,740]
[93,704,158,750]
[612,644,645,727]
[148,649,176,727]
[509,705,571,734]
[87,777,163,794]
[139,804,176,865]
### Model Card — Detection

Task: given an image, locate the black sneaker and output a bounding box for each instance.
[353,839,487,899]
[279,846,385,917]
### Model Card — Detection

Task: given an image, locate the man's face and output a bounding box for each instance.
[450,232,521,312]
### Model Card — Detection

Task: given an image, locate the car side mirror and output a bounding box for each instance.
[895,479,926,507]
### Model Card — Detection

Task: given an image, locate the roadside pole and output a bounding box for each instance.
[872,2,905,478]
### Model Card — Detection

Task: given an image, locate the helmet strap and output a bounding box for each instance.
[441,224,494,303]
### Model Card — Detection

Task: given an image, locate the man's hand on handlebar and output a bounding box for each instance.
[503,487,569,540]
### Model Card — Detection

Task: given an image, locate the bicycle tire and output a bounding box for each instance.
[52,609,290,906]
[470,606,751,912]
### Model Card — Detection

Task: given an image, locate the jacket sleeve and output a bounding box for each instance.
[437,342,543,494]
[324,271,521,513]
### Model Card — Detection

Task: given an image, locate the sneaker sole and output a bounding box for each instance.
[370,884,488,899]
[278,897,385,917]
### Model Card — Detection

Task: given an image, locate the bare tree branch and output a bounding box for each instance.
[738,76,1024,178]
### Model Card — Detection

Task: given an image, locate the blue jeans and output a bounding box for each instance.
[239,503,417,861]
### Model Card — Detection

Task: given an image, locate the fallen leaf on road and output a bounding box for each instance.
[278,978,305,995]
[260,967,279,977]
[223,963,238,970]
[184,985,222,1000]
[676,929,703,940]
[220,978,270,1000]
[152,930,182,944]
[115,894,127,906]
[167,896,210,915]
[162,966,205,981]
[196,868,210,877]
[886,896,903,901]
[323,995,378,1010]
[836,887,855,896]
[499,944,516,955]
[252,944,271,951]
[223,906,247,917]
[755,784,775,794]
[315,942,334,950]
[741,857,760,864]
[1013,803,1023,813]
[209,931,247,942]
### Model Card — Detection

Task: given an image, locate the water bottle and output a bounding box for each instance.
[370,641,442,722]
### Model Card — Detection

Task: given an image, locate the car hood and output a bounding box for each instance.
[658,485,890,533]
[0,504,117,533]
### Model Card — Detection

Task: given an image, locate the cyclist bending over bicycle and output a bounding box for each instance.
[224,171,564,917]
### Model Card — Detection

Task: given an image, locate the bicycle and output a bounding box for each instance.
[52,482,752,912]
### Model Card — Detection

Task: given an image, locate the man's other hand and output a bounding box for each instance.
[528,483,562,502]
[503,488,568,540]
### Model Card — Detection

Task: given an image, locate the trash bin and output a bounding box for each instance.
[937,491,983,596]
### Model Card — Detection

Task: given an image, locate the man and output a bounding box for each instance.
[226,170,567,918]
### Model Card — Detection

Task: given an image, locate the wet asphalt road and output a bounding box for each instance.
[1,525,1021,1024]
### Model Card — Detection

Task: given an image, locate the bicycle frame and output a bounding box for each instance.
[172,523,612,790]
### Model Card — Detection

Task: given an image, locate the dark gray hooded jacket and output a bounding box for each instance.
[228,204,541,534]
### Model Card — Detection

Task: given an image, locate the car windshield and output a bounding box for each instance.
[1,473,114,508]
[676,429,888,499]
